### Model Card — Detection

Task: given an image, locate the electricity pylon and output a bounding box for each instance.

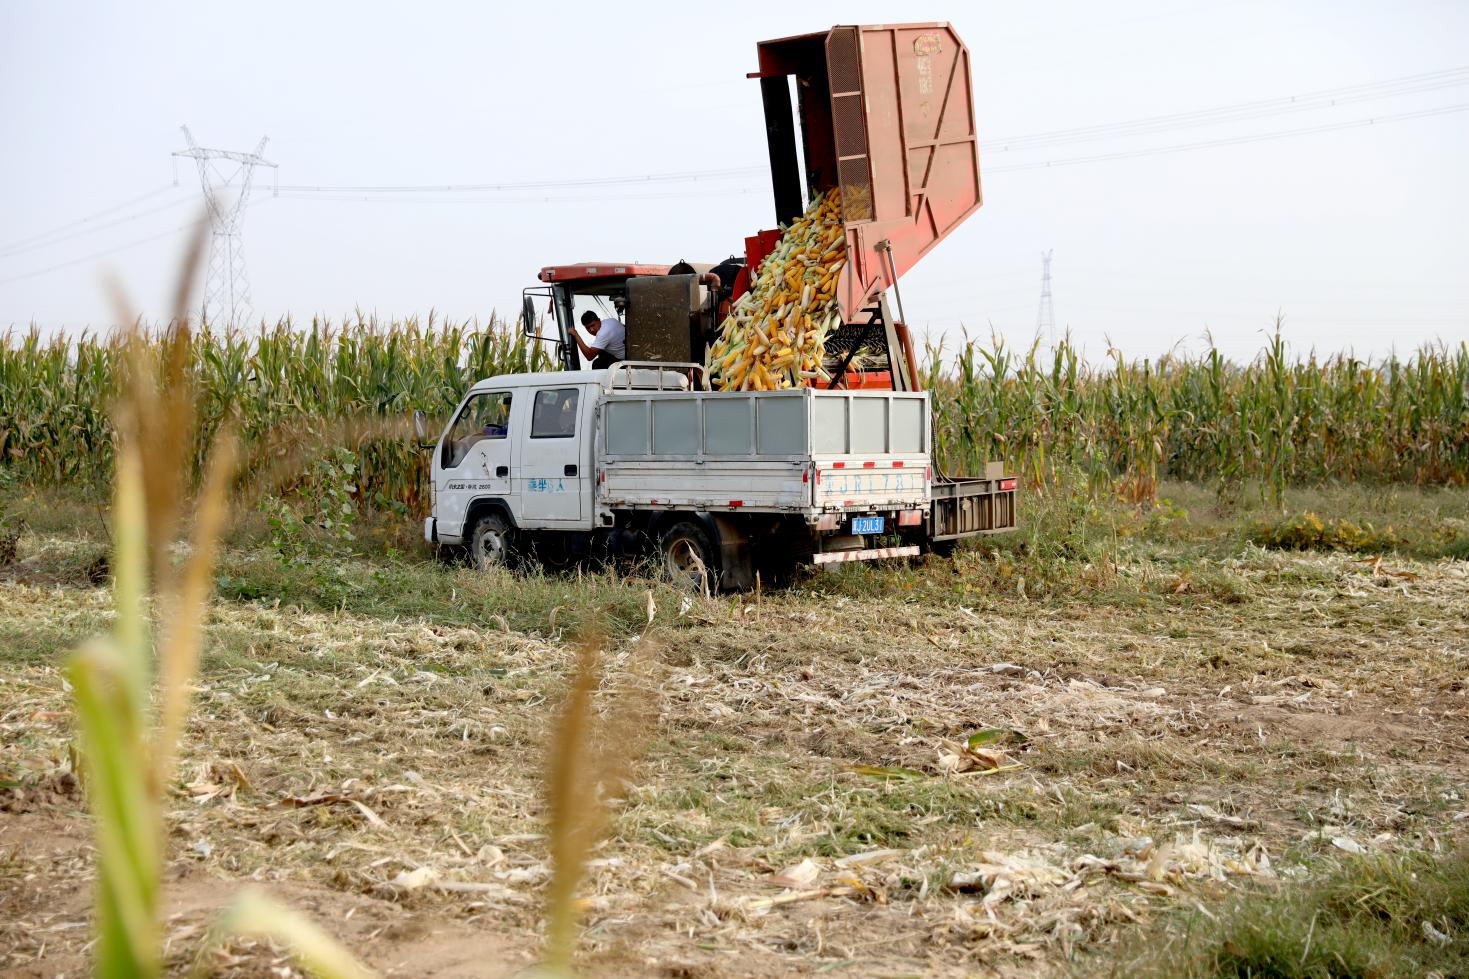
[1035,249,1055,344]
[173,126,276,327]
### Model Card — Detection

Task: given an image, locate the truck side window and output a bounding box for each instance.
[443,391,512,468]
[530,388,579,439]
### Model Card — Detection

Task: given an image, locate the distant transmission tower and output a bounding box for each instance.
[173,126,276,327]
[1035,249,1056,343]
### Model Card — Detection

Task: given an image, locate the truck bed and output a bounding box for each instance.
[597,388,930,515]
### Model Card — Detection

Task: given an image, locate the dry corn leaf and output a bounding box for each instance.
[769,857,821,890]
[388,866,439,891]
[850,764,927,781]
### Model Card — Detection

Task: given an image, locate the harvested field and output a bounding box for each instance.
[2,483,1466,977]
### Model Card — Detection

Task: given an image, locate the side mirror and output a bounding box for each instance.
[412,410,433,450]
[521,293,538,338]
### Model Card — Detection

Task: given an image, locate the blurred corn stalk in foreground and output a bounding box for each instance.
[67,233,378,978]
[537,635,654,975]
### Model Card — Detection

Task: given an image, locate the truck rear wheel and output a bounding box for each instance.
[659,520,717,592]
[468,512,515,570]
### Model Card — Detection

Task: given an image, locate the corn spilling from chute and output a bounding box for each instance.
[707,189,845,391]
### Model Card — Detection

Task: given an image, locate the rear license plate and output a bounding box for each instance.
[851,516,885,535]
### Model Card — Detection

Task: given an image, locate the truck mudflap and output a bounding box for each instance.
[812,544,921,565]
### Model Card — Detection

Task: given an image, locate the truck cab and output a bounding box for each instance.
[425,367,695,563]
[427,371,598,548]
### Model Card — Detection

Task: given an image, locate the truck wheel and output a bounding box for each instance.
[659,521,717,592]
[468,512,515,570]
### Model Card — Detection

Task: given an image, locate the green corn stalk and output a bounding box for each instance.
[4,320,1467,505]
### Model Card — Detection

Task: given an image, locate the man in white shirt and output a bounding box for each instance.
[575,310,626,369]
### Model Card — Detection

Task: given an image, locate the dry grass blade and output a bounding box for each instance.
[193,889,377,979]
[541,639,603,975]
[64,220,215,979]
[540,634,656,975]
[153,429,238,787]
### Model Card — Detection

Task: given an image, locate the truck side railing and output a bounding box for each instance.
[605,361,708,393]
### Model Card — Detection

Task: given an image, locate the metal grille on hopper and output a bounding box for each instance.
[826,26,861,94]
[837,159,874,222]
[832,94,868,160]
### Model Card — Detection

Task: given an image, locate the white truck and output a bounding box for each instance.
[417,363,1016,589]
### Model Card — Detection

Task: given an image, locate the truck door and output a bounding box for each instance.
[435,390,515,539]
[517,385,587,526]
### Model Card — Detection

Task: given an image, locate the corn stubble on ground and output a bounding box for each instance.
[2,482,1468,977]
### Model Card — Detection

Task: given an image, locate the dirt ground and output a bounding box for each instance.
[2,507,1467,977]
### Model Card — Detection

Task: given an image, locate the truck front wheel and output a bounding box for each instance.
[468,512,515,570]
[659,520,717,592]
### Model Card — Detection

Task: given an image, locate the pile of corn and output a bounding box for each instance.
[708,188,845,390]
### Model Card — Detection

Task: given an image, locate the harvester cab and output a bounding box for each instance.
[522,262,722,373]
[521,22,982,392]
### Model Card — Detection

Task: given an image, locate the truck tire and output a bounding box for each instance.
[659,520,718,592]
[468,512,515,570]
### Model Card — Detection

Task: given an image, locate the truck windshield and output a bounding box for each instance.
[443,391,512,468]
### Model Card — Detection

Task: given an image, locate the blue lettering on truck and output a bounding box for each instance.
[818,472,923,496]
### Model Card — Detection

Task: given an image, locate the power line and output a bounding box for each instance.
[267,102,1469,208]
[0,186,179,254]
[267,186,761,205]
[6,71,1466,292]
[261,65,1469,199]
[0,217,209,287]
[988,102,1469,173]
[273,165,764,195]
[0,196,272,289]
[0,195,194,260]
[988,66,1469,151]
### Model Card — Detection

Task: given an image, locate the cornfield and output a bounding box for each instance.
[2,320,1465,510]
[0,314,550,513]
[926,330,1469,502]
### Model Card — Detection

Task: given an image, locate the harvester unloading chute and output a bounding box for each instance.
[751,22,983,322]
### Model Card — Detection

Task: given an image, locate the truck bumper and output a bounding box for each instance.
[423,517,437,544]
[811,544,920,565]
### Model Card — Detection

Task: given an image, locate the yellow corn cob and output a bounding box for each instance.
[707,188,846,391]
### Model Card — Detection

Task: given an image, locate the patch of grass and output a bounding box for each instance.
[1250,511,1404,555]
[1038,738,1258,786]
[1107,848,1469,979]
[212,547,673,640]
[0,620,101,666]
[1154,480,1469,561]
[0,484,109,541]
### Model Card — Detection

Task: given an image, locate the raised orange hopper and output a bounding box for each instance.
[750,23,983,321]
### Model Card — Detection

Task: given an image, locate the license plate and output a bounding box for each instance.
[851,516,885,535]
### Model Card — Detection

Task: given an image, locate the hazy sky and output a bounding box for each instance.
[2,0,1466,362]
